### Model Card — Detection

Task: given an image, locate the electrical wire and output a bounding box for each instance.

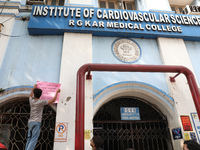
[0,32,29,37]
[0,16,27,37]
[0,1,7,15]
[0,0,18,25]
[0,1,29,37]
[1,16,15,24]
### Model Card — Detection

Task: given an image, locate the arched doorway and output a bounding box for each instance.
[0,98,56,150]
[93,97,173,150]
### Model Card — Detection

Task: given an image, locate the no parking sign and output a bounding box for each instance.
[54,122,68,142]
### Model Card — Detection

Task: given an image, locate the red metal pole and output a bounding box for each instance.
[75,64,200,150]
[75,67,87,149]
[185,75,200,117]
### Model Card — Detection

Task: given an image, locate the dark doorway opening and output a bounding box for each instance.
[0,98,56,150]
[93,97,173,150]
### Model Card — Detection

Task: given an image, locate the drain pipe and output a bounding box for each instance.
[75,64,200,150]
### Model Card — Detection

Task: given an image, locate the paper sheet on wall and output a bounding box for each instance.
[180,116,193,131]
[191,113,200,143]
[84,130,91,140]
[184,133,190,141]
[36,81,61,103]
[172,127,183,140]
[190,132,197,142]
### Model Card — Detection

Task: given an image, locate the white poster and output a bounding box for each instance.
[191,113,200,143]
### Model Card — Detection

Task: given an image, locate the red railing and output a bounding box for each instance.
[75,64,200,150]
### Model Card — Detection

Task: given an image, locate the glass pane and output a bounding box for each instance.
[126,3,133,10]
[51,0,56,5]
[183,7,188,14]
[179,7,183,13]
[100,1,106,8]
[108,2,115,9]
[59,0,64,6]
[171,7,175,12]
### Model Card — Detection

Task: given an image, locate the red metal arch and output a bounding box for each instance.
[75,64,200,150]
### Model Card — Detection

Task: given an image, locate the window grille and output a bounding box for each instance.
[0,99,56,150]
[93,97,173,150]
[99,0,135,10]
[26,0,64,6]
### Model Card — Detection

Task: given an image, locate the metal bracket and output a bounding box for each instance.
[170,70,184,82]
[86,66,92,80]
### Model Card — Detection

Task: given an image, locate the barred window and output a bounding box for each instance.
[26,0,64,6]
[99,0,135,10]
[0,99,56,150]
[171,5,185,14]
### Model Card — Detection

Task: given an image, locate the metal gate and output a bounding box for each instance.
[0,98,56,150]
[93,97,173,150]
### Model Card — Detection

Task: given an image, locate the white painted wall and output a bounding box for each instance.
[144,0,171,11]
[157,37,198,149]
[56,33,93,150]
[186,0,197,6]
[67,0,92,5]
[92,0,98,7]
[92,37,170,95]
[0,20,63,89]
[0,0,21,2]
[135,0,147,11]
[0,13,17,69]
[85,79,93,150]
[185,41,200,85]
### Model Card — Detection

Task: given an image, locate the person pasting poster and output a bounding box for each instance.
[36,81,61,103]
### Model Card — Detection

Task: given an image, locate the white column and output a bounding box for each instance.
[144,0,171,11]
[85,79,93,150]
[157,37,198,149]
[54,33,93,150]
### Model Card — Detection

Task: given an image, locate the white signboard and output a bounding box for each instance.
[54,122,68,142]
[191,113,200,143]
[120,107,140,120]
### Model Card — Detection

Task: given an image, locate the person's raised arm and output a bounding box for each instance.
[48,89,61,104]
[30,84,37,98]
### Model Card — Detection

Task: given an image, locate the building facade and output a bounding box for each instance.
[1,0,200,149]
